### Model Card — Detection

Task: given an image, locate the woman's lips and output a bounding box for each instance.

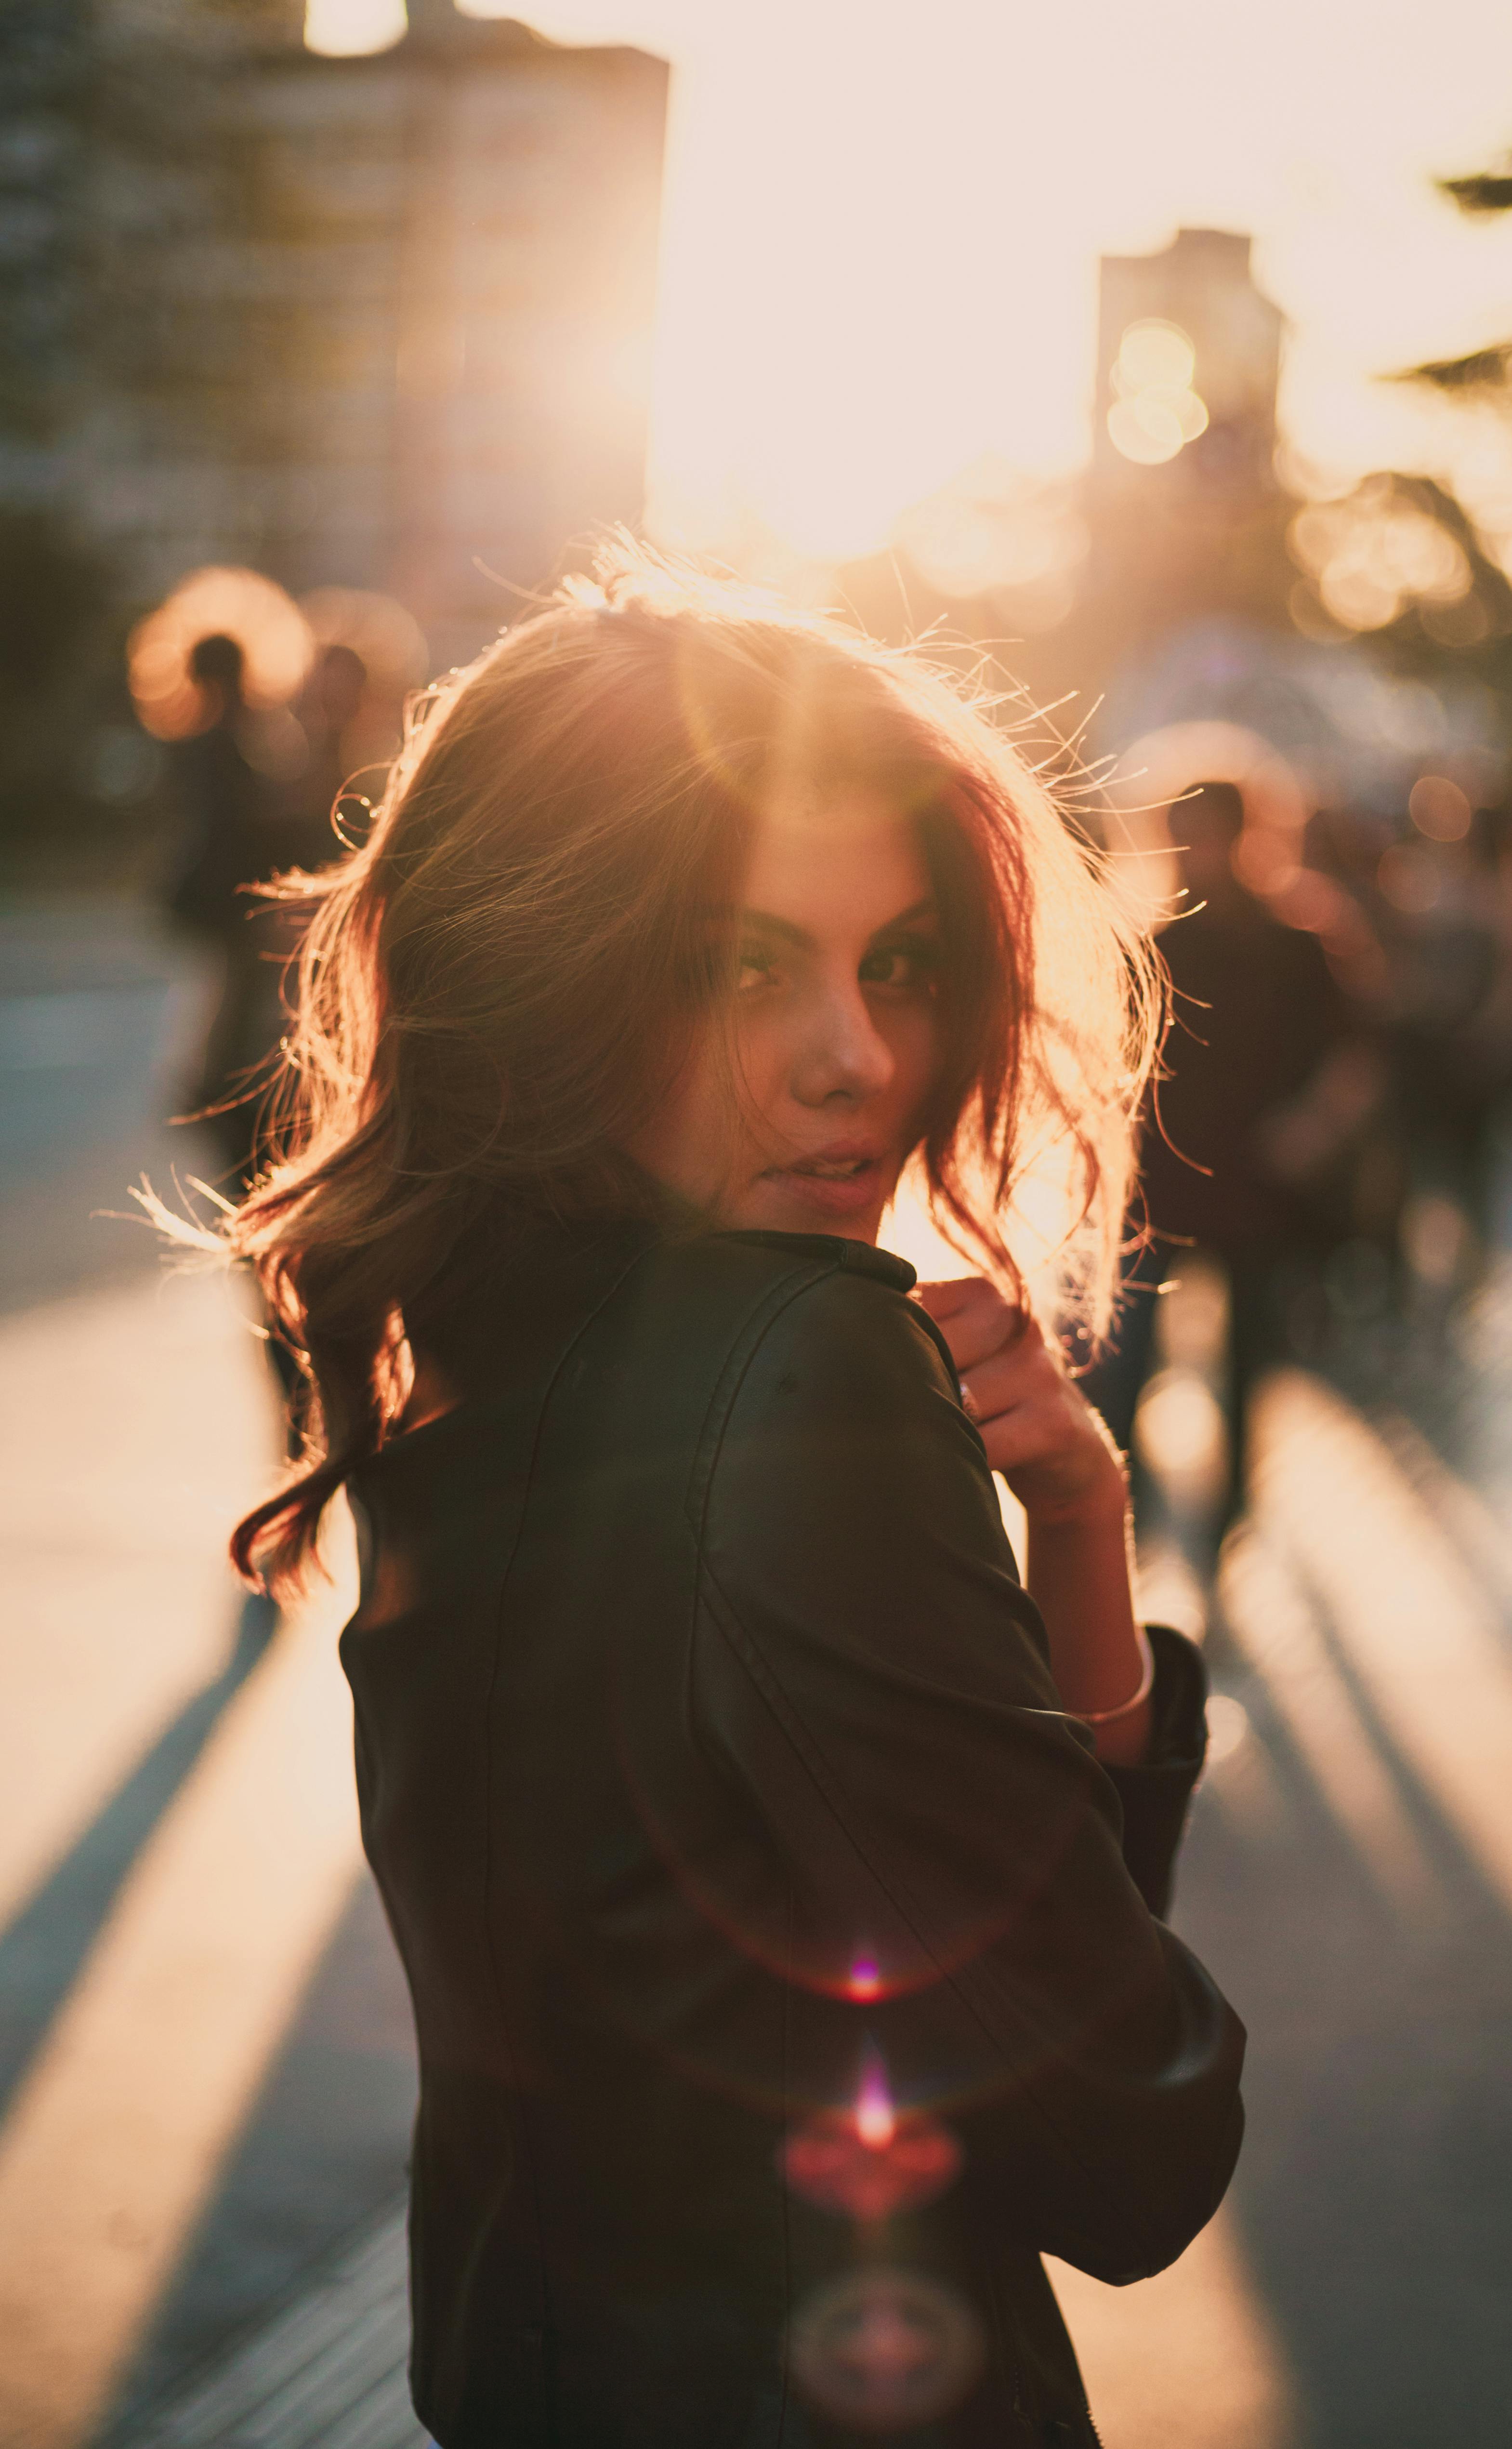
[760,1156,884,1218]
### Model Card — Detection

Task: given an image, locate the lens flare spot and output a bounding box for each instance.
[847,1949,882,2000]
[855,2046,895,2150]
[788,2269,986,2431]
[782,2112,961,2224]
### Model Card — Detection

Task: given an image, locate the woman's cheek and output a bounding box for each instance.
[895,1004,941,1109]
[731,1011,792,1133]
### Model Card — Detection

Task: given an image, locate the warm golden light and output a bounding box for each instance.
[1289,481,1473,631]
[127,568,312,741]
[1407,772,1473,841]
[1108,319,1209,465]
[1107,396,1184,465]
[893,462,1087,612]
[1116,319,1196,393]
[299,587,428,706]
[1252,1371,1512,1918]
[304,1,1512,567]
[304,0,405,54]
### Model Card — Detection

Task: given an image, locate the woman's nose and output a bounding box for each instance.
[790,980,895,1106]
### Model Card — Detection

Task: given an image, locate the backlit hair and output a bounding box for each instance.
[166,541,1159,1593]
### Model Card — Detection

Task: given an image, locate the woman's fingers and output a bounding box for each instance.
[914,1275,1034,1373]
[914,1276,1123,1518]
[913,1275,985,1321]
[968,1397,1067,1477]
[958,1342,1054,1432]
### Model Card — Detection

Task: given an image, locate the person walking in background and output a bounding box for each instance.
[162,632,291,1192]
[162,628,362,1418]
[1375,797,1512,1294]
[163,631,360,1195]
[1086,779,1375,1556]
[281,642,372,870]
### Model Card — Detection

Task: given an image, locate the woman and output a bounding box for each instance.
[214,547,1244,2447]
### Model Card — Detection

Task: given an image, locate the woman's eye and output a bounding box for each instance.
[736,949,780,993]
[861,942,940,995]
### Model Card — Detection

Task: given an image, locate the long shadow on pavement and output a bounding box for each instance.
[0,1590,278,2118]
[1183,1496,1512,2449]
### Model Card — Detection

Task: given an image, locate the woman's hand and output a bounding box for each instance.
[913,1276,1126,1530]
[913,1276,1150,1762]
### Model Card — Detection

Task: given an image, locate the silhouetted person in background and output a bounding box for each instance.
[165,631,360,1193]
[1088,781,1364,1551]
[1378,804,1512,1277]
[163,633,289,1189]
[162,629,348,1422]
[164,634,265,962]
[281,642,370,869]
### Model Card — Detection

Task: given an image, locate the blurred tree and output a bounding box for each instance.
[1352,156,1512,712]
[1284,470,1512,664]
[1398,156,1512,402]
[1436,166,1512,218]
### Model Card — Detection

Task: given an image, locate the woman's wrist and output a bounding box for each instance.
[1022,1482,1128,1536]
[1023,1502,1152,1766]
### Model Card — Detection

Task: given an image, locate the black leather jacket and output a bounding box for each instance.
[342,1224,1245,2449]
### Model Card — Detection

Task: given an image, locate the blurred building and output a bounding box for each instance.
[839,225,1294,724]
[1,1,668,678]
[260,3,667,665]
[1071,228,1294,701]
[1094,227,1283,500]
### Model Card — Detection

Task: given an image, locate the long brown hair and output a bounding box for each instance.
[163,542,1158,1594]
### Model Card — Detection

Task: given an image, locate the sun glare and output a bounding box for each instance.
[304,0,405,56]
[315,0,1512,569]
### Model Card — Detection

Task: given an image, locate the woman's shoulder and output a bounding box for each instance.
[618,1229,963,1452]
[625,1229,942,1382]
[648,1225,917,1297]
[391,1224,954,1475]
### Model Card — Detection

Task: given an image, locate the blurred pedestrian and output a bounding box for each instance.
[161,634,290,1184]
[1375,798,1512,1289]
[1087,779,1374,1549]
[279,642,371,870]
[161,628,344,1419]
[163,631,364,1192]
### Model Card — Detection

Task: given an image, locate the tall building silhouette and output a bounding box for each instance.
[1093,226,1284,503]
[12,2,668,667]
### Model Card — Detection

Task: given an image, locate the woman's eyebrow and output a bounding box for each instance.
[733,908,812,949]
[868,898,938,937]
[706,898,938,947]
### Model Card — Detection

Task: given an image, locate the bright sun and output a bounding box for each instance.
[315,0,1512,568]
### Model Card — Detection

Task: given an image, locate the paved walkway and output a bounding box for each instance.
[0,896,1509,2447]
[104,2206,422,2449]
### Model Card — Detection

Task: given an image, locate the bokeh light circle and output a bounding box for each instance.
[1407,773,1471,843]
[1116,318,1196,393]
[1108,396,1184,465]
[299,587,428,701]
[129,567,313,740]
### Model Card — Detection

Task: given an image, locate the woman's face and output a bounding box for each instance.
[633,783,942,1242]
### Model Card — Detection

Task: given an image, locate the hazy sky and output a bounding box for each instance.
[328,0,1512,558]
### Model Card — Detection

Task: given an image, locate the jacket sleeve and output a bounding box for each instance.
[1107,1621,1211,1919]
[691,1262,1244,2285]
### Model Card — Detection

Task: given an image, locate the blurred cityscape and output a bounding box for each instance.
[4,3,1512,2445]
